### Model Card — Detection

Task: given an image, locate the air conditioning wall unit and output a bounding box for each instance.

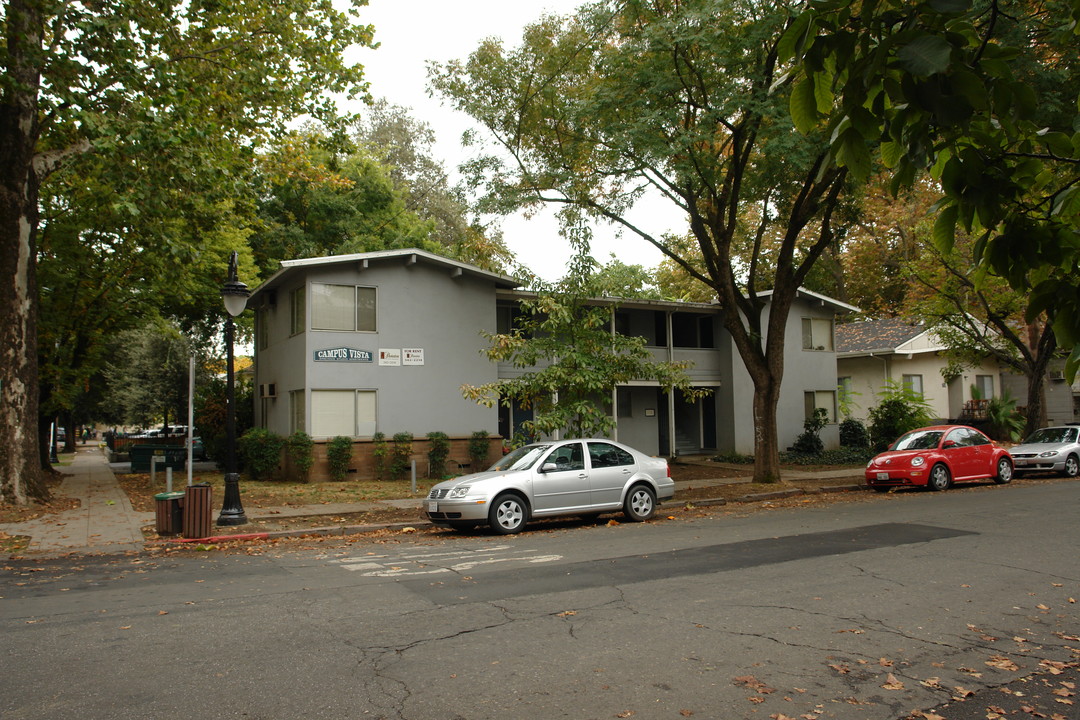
[259,383,278,398]
[1048,370,1065,381]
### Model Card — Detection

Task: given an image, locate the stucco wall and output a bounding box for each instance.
[719,297,843,454]
[837,351,1005,422]
[254,260,500,439]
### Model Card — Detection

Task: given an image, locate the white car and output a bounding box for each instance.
[1008,425,1080,478]
[425,439,673,534]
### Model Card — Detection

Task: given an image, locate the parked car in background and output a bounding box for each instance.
[425,439,672,534]
[190,437,206,461]
[1008,425,1080,478]
[865,425,1013,492]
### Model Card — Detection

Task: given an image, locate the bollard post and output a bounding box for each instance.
[150,455,158,485]
[411,459,416,494]
[166,466,173,493]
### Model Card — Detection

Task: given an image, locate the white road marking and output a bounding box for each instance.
[332,546,562,577]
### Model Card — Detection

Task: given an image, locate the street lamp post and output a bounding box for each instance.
[217,251,249,526]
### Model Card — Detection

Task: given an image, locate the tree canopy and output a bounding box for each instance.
[1,0,374,503]
[785,0,1080,377]
[433,0,852,481]
[462,252,703,439]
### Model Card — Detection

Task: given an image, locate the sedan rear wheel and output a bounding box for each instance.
[927,463,951,491]
[488,493,528,534]
[623,484,657,522]
[1064,454,1079,478]
[993,457,1013,484]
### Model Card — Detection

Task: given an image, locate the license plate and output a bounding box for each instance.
[876,472,889,480]
[427,501,438,513]
[1015,459,1028,466]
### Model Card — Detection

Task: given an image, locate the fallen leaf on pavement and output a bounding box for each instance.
[881,673,904,690]
[986,655,1020,672]
[733,675,776,693]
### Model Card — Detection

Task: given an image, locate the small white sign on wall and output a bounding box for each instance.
[403,348,425,366]
[378,349,402,366]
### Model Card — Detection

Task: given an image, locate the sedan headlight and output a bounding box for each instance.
[448,486,471,498]
[1038,450,1060,458]
[911,456,925,467]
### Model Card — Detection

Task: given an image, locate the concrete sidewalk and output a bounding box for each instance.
[0,446,150,556]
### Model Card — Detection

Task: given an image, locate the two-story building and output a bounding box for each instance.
[247,248,856,471]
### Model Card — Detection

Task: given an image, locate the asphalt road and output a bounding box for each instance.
[2,480,1078,720]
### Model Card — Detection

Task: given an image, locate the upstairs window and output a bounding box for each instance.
[290,286,305,335]
[801,317,834,351]
[311,284,376,332]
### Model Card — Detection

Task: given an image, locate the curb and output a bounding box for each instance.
[151,485,868,546]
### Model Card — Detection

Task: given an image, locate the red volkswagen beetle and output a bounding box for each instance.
[865,425,1013,492]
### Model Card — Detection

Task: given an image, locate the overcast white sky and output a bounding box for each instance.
[346,0,678,281]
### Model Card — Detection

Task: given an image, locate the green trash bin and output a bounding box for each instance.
[153,491,185,536]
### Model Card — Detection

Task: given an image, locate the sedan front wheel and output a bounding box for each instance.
[489,493,528,534]
[1064,454,1079,478]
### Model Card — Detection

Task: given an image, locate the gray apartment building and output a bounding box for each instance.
[247,248,856,457]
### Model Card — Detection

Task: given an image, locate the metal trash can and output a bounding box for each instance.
[153,491,185,536]
[182,483,213,539]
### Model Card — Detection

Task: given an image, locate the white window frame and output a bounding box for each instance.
[801,317,834,351]
[311,283,377,333]
[289,390,305,434]
[902,374,924,397]
[310,389,377,437]
[804,390,837,423]
[290,286,306,336]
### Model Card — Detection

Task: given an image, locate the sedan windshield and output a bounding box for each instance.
[892,430,944,451]
[1024,427,1078,444]
[487,444,551,472]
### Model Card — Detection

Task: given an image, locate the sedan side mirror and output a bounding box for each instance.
[540,462,558,473]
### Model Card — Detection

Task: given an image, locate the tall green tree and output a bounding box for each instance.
[102,325,205,431]
[903,233,1057,437]
[785,0,1080,378]
[251,129,436,276]
[353,101,515,273]
[433,0,850,481]
[0,0,372,504]
[462,251,703,439]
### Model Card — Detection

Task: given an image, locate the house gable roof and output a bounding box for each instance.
[836,317,935,355]
[250,248,521,300]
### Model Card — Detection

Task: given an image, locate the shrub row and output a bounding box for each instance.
[236,429,495,482]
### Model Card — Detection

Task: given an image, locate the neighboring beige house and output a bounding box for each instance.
[835,318,1007,423]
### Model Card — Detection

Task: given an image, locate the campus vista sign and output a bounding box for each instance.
[313,347,373,363]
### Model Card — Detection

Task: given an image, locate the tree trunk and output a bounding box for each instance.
[0,0,48,504]
[1022,322,1056,438]
[751,374,782,482]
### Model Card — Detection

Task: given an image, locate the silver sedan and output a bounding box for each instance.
[1009,425,1080,477]
[424,439,673,534]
